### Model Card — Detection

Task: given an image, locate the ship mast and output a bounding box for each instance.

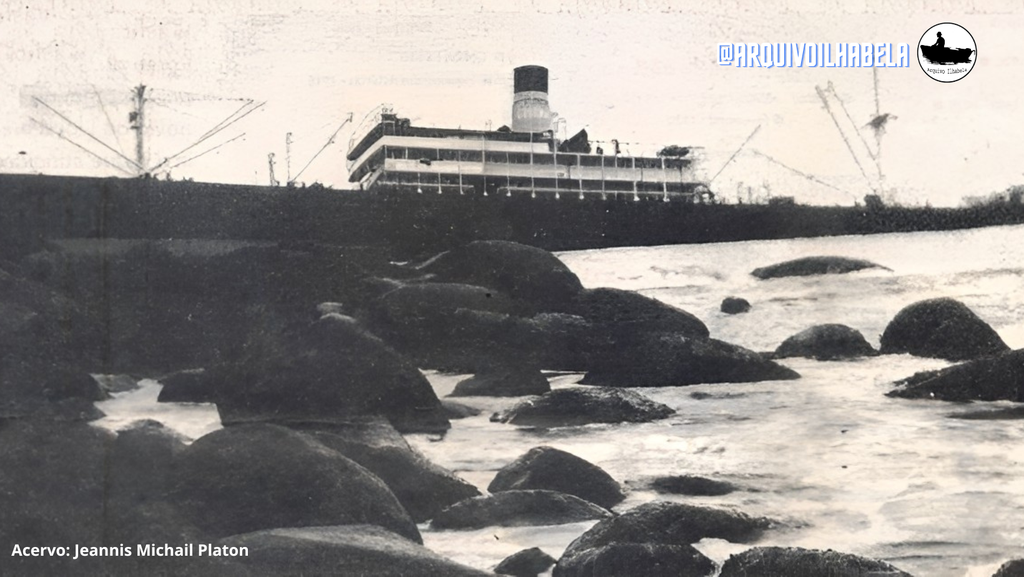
[285,132,293,183]
[268,152,279,186]
[129,85,147,176]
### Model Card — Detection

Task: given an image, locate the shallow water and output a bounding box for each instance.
[98,224,1024,576]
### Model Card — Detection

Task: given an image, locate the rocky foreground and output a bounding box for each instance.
[2,240,1021,575]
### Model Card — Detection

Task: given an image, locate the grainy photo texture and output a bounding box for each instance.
[1,1,1023,576]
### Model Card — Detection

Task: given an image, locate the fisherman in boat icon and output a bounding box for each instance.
[920,30,974,65]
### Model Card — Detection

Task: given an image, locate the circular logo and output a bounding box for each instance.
[918,23,977,82]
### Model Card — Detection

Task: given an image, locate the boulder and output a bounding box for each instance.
[23,240,404,373]
[493,387,675,428]
[108,419,188,508]
[158,369,215,402]
[887,349,1024,402]
[417,240,583,311]
[580,334,800,387]
[298,418,481,523]
[648,475,738,496]
[752,256,887,279]
[0,420,115,576]
[451,367,551,397]
[170,424,421,542]
[774,324,876,360]
[719,547,913,576]
[441,400,482,419]
[367,283,520,356]
[488,446,626,509]
[880,298,1008,361]
[720,296,751,314]
[105,500,208,549]
[0,265,108,418]
[91,373,142,395]
[569,288,709,341]
[377,282,518,319]
[366,301,593,373]
[994,559,1024,577]
[430,490,613,530]
[554,543,715,577]
[561,501,770,557]
[947,406,1024,420]
[496,547,557,577]
[158,314,450,435]
[219,525,489,577]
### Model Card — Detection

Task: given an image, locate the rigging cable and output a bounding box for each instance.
[32,96,142,171]
[289,113,354,185]
[30,118,135,176]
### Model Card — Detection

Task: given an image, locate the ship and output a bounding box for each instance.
[2,65,1024,261]
[346,66,711,202]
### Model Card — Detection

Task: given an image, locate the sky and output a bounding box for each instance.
[0,0,1021,206]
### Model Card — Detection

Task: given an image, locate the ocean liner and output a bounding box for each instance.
[346,65,711,202]
[3,66,1024,260]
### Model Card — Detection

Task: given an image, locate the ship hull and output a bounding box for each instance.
[2,174,1023,260]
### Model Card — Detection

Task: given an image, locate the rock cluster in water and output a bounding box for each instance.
[774,324,877,360]
[751,255,889,279]
[7,235,1014,575]
[880,297,1009,361]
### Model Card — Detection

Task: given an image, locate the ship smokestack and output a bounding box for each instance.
[511,65,552,133]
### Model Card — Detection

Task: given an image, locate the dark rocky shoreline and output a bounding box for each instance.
[3,217,1022,574]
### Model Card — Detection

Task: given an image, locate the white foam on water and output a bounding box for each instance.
[94,225,1024,575]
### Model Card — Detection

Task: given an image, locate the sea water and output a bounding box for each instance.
[97,224,1024,576]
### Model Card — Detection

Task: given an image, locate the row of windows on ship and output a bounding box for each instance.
[368,146,693,170]
[377,172,702,194]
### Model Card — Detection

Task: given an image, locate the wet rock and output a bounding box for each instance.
[887,349,1024,402]
[994,559,1024,577]
[493,387,675,428]
[488,446,626,509]
[219,525,490,577]
[378,282,517,318]
[158,369,214,402]
[367,282,520,358]
[555,543,715,577]
[0,265,108,419]
[721,296,751,314]
[105,500,207,549]
[367,295,593,373]
[24,240,402,373]
[170,424,421,542]
[158,314,450,435]
[0,263,104,367]
[417,240,583,311]
[496,547,557,576]
[752,256,888,279]
[0,420,115,576]
[719,546,913,576]
[430,490,612,530]
[451,367,551,397]
[91,373,142,395]
[561,501,771,556]
[774,324,877,360]
[299,417,481,523]
[580,334,800,387]
[648,475,738,496]
[108,419,188,508]
[569,287,709,340]
[441,399,482,419]
[947,406,1024,420]
[880,297,1008,361]
[38,372,109,402]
